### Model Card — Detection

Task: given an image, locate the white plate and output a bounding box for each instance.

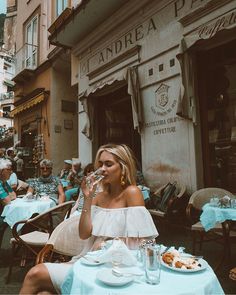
[96,269,133,286]
[80,256,104,266]
[161,255,207,273]
[23,197,35,202]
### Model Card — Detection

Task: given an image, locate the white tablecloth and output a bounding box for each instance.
[61,252,224,295]
[1,197,55,228]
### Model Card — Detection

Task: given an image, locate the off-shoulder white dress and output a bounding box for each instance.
[45,205,158,293]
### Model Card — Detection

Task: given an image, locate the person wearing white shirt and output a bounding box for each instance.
[20,144,158,294]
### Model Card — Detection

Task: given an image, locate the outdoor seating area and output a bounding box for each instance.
[0,210,235,294]
[0,183,235,294]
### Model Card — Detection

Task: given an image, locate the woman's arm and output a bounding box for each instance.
[57,184,66,204]
[9,191,16,200]
[79,178,97,240]
[2,195,11,205]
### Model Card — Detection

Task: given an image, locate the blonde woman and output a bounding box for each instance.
[20,144,158,294]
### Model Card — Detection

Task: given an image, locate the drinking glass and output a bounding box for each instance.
[125,232,140,250]
[210,196,219,207]
[231,199,236,208]
[111,250,123,268]
[86,168,104,187]
[144,244,161,285]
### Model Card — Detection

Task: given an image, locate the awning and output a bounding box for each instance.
[79,66,143,140]
[176,8,236,125]
[10,92,46,116]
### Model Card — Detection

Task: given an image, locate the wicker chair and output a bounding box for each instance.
[36,215,86,264]
[6,200,74,283]
[186,187,235,255]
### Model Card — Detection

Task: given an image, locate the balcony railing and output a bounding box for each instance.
[14,43,38,76]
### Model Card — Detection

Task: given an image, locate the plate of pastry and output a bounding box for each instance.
[161,250,207,273]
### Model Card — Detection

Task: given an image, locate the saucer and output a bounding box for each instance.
[96,269,133,286]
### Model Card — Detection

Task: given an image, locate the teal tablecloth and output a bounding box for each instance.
[200,204,236,231]
[61,255,224,295]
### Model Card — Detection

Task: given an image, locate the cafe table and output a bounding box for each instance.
[200,203,236,232]
[200,203,236,269]
[61,252,224,295]
[1,197,55,228]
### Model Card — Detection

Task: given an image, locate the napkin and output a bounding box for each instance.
[98,238,137,266]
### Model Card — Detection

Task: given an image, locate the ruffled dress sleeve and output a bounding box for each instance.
[91,205,158,238]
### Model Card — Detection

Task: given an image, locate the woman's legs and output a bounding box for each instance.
[20,264,56,295]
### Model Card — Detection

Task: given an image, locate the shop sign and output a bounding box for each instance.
[80,18,157,76]
[198,9,236,39]
[174,0,209,17]
[147,83,181,136]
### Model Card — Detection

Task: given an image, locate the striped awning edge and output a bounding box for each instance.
[10,93,45,116]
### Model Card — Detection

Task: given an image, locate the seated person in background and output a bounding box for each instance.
[7,168,18,191]
[135,161,150,202]
[26,159,65,204]
[14,151,25,180]
[0,159,16,206]
[58,160,72,188]
[136,169,146,186]
[71,163,94,215]
[6,148,16,172]
[65,159,84,201]
[20,143,158,294]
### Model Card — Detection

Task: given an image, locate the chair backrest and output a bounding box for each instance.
[36,215,87,264]
[14,201,74,235]
[153,181,186,198]
[189,187,234,210]
[47,215,86,256]
[176,183,187,199]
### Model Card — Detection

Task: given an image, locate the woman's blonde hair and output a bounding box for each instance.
[94,143,137,185]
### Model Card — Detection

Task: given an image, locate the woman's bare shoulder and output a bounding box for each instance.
[124,185,144,206]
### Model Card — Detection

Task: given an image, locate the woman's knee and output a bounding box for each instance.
[25,264,49,284]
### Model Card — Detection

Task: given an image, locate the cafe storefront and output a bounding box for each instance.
[49,0,236,193]
[11,89,49,178]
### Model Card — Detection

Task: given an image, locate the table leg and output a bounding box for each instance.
[214,221,231,272]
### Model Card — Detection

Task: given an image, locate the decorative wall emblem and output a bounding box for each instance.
[155,83,170,108]
[151,83,177,116]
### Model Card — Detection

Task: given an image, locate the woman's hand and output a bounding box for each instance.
[9,191,16,200]
[81,175,97,199]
